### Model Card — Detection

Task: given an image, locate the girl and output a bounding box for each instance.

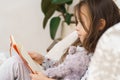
[0,0,120,80]
[30,0,120,80]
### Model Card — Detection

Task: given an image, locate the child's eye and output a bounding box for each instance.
[75,16,78,26]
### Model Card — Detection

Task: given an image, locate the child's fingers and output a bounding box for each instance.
[30,73,37,78]
[30,73,40,80]
[28,52,37,59]
[34,71,38,74]
[30,73,33,77]
[30,73,34,79]
[34,71,42,75]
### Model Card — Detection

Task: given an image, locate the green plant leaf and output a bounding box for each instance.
[66,0,73,5]
[65,13,73,25]
[50,17,61,39]
[43,5,58,28]
[41,0,51,15]
[52,0,72,4]
[56,5,66,13]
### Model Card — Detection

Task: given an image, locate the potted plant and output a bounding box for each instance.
[41,0,75,40]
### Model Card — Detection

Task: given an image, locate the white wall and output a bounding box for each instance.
[0,0,53,56]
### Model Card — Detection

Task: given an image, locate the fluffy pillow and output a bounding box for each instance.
[87,22,120,80]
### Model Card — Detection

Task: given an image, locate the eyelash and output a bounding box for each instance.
[75,16,78,26]
[75,20,83,26]
[75,19,86,30]
[75,18,79,26]
[75,18,83,26]
[75,20,78,26]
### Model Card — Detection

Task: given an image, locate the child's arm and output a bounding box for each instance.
[30,72,56,80]
[28,52,44,65]
[44,47,90,79]
[28,52,59,70]
[41,57,59,70]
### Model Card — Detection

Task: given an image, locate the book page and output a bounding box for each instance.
[10,35,44,73]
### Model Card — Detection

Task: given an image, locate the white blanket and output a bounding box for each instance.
[0,53,7,65]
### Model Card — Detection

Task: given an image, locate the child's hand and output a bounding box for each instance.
[30,71,47,80]
[28,52,44,64]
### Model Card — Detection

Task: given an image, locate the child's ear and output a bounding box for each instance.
[98,19,106,30]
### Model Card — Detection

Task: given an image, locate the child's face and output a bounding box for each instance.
[76,4,91,43]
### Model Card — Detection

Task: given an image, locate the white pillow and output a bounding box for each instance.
[87,22,120,80]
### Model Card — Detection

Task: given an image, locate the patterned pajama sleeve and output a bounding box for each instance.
[43,58,72,78]
[43,46,90,80]
[41,57,59,70]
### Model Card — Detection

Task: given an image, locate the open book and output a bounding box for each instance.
[10,35,44,74]
[9,31,78,73]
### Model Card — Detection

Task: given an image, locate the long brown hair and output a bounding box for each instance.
[75,0,120,53]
